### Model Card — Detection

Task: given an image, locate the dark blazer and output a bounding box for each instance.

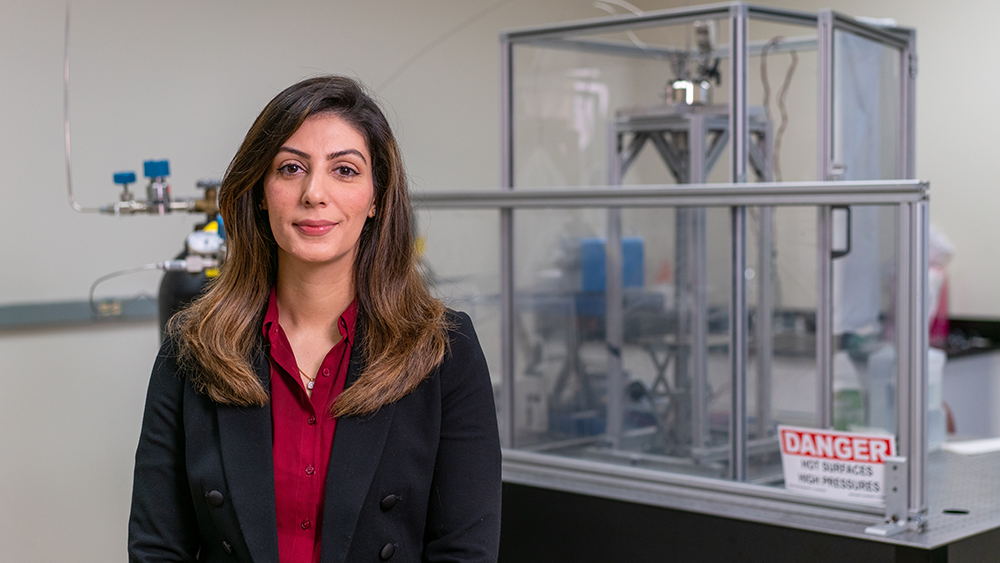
[128,311,501,563]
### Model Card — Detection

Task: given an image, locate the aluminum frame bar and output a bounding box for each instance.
[900,28,917,180]
[525,35,817,62]
[816,9,835,430]
[728,3,750,482]
[828,10,911,51]
[499,37,515,448]
[502,448,882,517]
[414,181,927,209]
[501,2,736,44]
[501,2,820,45]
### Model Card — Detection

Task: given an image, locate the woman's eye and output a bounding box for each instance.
[278,163,303,175]
[335,165,358,177]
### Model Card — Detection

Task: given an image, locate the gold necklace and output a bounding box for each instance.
[297,366,316,390]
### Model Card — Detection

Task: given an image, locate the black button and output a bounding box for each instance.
[206,490,224,507]
[379,543,395,560]
[380,494,398,511]
[222,541,232,555]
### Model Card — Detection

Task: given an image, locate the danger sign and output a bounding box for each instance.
[778,425,896,505]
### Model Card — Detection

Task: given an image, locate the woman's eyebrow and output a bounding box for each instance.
[277,146,310,159]
[327,149,367,164]
[276,146,367,165]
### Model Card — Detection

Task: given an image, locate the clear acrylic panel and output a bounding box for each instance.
[511,208,611,448]
[746,19,820,182]
[616,206,732,478]
[509,204,736,479]
[832,29,903,181]
[831,205,899,435]
[511,17,732,189]
[414,207,503,419]
[494,200,903,487]
[745,205,820,483]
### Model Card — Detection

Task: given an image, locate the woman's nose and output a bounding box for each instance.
[302,173,328,207]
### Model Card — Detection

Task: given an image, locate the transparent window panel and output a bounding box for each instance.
[747,20,820,182]
[511,208,610,449]
[511,204,735,478]
[616,206,733,478]
[832,30,903,180]
[746,205,819,484]
[415,208,503,420]
[511,17,731,189]
[831,205,899,435]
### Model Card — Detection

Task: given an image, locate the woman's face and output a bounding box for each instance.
[262,113,376,273]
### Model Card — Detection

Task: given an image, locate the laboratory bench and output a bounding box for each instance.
[499,448,1000,562]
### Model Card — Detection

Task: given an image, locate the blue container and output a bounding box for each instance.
[580,237,644,293]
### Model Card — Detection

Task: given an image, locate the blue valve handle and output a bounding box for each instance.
[143,159,170,179]
[113,171,137,185]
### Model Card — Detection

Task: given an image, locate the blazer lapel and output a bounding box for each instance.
[217,346,280,563]
[320,331,397,563]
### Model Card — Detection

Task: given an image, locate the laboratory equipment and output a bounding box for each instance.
[414,3,1000,559]
[70,158,225,332]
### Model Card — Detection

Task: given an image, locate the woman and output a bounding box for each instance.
[128,76,501,563]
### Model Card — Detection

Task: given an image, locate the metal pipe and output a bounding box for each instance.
[63,7,101,214]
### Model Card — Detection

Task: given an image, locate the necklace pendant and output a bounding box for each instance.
[307,381,315,390]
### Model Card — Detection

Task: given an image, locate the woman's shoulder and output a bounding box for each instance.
[438,309,489,378]
[443,308,476,338]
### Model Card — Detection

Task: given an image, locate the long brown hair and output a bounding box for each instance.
[170,75,448,417]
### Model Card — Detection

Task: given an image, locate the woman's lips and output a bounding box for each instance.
[294,220,336,236]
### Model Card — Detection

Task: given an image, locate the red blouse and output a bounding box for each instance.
[262,289,357,563]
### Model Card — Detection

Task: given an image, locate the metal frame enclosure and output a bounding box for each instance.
[496,1,924,530]
[418,181,929,524]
